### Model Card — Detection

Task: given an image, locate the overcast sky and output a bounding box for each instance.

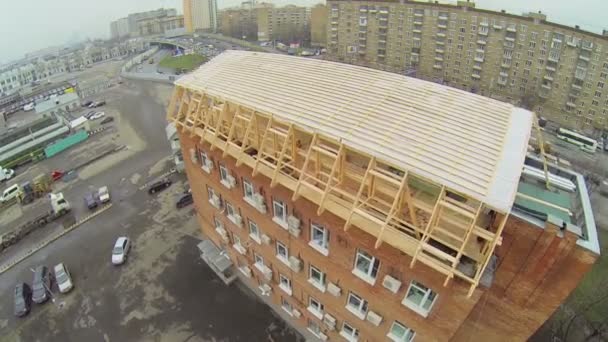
[0,0,606,64]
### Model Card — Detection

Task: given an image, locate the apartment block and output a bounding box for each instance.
[219,7,258,41]
[184,0,218,33]
[168,51,599,341]
[311,4,329,47]
[257,4,309,42]
[326,0,608,134]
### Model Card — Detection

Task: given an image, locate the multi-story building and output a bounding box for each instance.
[110,17,130,40]
[219,6,258,41]
[184,0,218,33]
[325,0,608,134]
[137,15,185,36]
[168,51,599,341]
[127,8,177,36]
[257,4,309,43]
[311,4,328,47]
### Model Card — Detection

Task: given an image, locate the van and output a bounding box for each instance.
[0,184,22,203]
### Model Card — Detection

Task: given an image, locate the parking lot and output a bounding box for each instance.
[0,63,302,341]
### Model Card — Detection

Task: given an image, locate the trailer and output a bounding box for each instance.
[0,193,71,251]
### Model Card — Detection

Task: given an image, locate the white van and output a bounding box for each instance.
[0,184,21,203]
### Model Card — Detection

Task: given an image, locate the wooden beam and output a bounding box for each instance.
[236,112,258,167]
[410,186,445,268]
[252,116,274,177]
[223,105,241,158]
[375,171,409,249]
[317,142,344,215]
[292,133,318,202]
[270,124,294,187]
[344,156,375,231]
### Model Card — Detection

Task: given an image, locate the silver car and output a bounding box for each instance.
[54,263,73,293]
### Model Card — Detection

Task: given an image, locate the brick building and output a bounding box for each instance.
[325,0,608,135]
[168,51,599,341]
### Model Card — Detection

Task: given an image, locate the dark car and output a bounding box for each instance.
[84,192,98,210]
[93,100,106,108]
[100,116,114,125]
[85,110,96,119]
[81,100,93,107]
[176,193,193,208]
[32,266,51,304]
[14,283,32,317]
[148,179,172,194]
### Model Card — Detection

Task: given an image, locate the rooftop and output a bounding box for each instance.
[35,92,79,114]
[176,51,533,213]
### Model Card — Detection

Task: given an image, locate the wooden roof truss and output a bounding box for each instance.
[169,86,509,297]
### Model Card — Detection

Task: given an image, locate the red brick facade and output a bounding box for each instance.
[179,130,598,342]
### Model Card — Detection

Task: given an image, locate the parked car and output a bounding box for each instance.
[0,184,22,203]
[148,179,172,194]
[176,193,193,209]
[84,192,98,210]
[89,111,105,120]
[81,100,93,107]
[85,110,96,119]
[23,103,34,111]
[98,186,110,203]
[14,283,32,317]
[53,263,73,293]
[112,237,131,265]
[31,266,51,304]
[92,100,106,108]
[100,116,114,125]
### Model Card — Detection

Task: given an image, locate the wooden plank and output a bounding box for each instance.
[439,200,476,219]
[344,156,375,231]
[292,133,318,202]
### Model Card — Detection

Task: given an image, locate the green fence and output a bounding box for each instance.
[44,130,89,158]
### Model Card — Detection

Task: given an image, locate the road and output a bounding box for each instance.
[0,79,303,341]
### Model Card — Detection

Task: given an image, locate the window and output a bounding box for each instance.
[243,179,254,200]
[281,297,293,315]
[346,292,368,319]
[200,151,212,172]
[308,319,323,338]
[279,274,292,296]
[272,199,288,228]
[352,249,380,285]
[276,241,289,265]
[308,264,326,292]
[340,322,360,342]
[402,281,438,317]
[388,321,416,342]
[207,186,216,200]
[309,223,329,255]
[307,296,324,319]
[219,164,229,181]
[254,253,264,268]
[248,220,261,244]
[213,217,223,231]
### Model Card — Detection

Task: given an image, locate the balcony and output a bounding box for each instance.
[476,48,485,54]
[507,25,517,32]
[505,36,515,42]
[477,39,487,45]
[436,40,445,45]
[473,64,482,70]
[544,74,554,82]
[413,29,422,34]
[435,48,444,54]
[436,32,446,38]
[434,56,444,62]
[414,12,423,17]
[497,77,508,85]
[474,56,485,63]
[433,64,442,70]
[413,36,421,41]
[579,54,590,62]
[413,20,423,26]
[566,38,578,47]
[541,83,552,91]
[471,73,481,79]
[437,23,447,29]
[582,42,594,51]
[566,101,577,108]
[572,83,583,90]
[359,7,367,13]
[438,14,449,21]
[493,24,503,30]
[499,71,509,77]
[478,28,489,36]
[501,62,511,68]
[546,65,556,72]
[575,67,587,80]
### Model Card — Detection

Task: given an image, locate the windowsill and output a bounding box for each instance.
[239,266,251,278]
[279,283,293,296]
[244,196,266,213]
[208,198,220,209]
[276,255,290,267]
[345,304,367,320]
[387,332,408,342]
[339,330,359,342]
[307,278,326,293]
[351,268,377,286]
[215,226,225,235]
[249,233,262,245]
[307,328,322,338]
[272,216,289,229]
[201,165,211,174]
[227,215,241,226]
[308,241,329,256]
[233,243,246,255]
[401,298,431,318]
[282,306,294,316]
[220,178,233,189]
[254,262,267,273]
[307,306,324,320]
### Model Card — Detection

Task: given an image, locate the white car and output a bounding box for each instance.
[90,111,105,120]
[23,103,34,111]
[112,237,131,265]
[54,263,74,293]
[98,186,110,203]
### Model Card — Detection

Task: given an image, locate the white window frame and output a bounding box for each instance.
[340,321,360,342]
[281,297,293,316]
[207,186,216,200]
[248,220,261,244]
[225,201,240,226]
[219,164,229,181]
[307,319,323,338]
[345,292,368,320]
[254,253,265,271]
[308,264,326,292]
[279,274,292,296]
[200,151,212,173]
[307,296,324,319]
[309,223,329,256]
[213,216,223,231]
[352,249,380,285]
[272,199,288,229]
[387,321,416,342]
[276,241,289,266]
[402,281,438,317]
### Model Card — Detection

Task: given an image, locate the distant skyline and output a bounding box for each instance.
[0,0,606,64]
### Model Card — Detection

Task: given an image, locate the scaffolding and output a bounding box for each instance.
[168,87,516,297]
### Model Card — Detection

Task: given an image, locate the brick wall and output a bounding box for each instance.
[180,131,486,342]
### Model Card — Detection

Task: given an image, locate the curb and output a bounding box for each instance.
[0,203,114,275]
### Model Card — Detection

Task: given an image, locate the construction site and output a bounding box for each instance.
[168,51,599,341]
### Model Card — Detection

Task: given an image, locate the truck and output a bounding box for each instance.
[0,193,71,251]
[0,167,15,182]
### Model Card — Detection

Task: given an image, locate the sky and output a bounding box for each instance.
[0,0,606,64]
